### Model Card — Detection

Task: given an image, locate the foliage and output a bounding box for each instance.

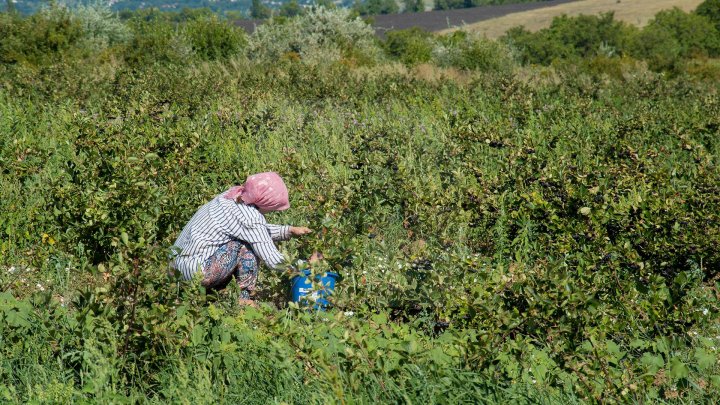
[625,23,681,71]
[250,0,271,19]
[403,0,424,13]
[434,30,517,71]
[382,27,434,65]
[503,8,720,73]
[185,16,247,60]
[279,0,304,17]
[123,19,194,65]
[503,12,633,65]
[696,0,720,31]
[2,5,720,403]
[0,5,85,64]
[643,7,720,59]
[71,2,132,50]
[434,0,474,11]
[352,0,399,16]
[118,6,218,23]
[247,7,380,65]
[623,7,720,71]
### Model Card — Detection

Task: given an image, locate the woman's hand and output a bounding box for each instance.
[289,226,312,237]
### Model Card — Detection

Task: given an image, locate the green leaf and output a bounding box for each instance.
[640,353,664,372]
[191,325,205,346]
[668,357,689,380]
[694,348,715,370]
[121,232,129,246]
[630,339,648,349]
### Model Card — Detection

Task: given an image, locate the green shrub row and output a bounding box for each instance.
[3,2,720,74]
[504,3,720,71]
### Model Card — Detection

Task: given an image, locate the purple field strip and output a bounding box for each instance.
[371,0,578,34]
[234,0,579,35]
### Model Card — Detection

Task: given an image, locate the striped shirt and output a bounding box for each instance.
[171,193,291,280]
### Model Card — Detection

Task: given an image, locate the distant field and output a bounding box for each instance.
[440,0,706,38]
[235,1,580,35]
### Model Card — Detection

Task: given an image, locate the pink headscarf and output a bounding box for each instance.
[223,172,290,212]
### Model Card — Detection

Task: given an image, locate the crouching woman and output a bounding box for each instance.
[170,172,311,306]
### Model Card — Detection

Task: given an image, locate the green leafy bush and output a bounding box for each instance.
[123,20,193,65]
[382,27,434,65]
[503,13,633,65]
[0,6,84,64]
[434,0,474,10]
[643,7,720,58]
[353,0,399,16]
[435,30,517,71]
[626,23,682,71]
[247,7,380,65]
[71,2,132,51]
[184,16,246,60]
[695,0,720,32]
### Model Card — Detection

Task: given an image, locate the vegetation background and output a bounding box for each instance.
[1,0,720,403]
[4,0,560,18]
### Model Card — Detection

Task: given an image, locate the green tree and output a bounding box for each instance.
[648,7,720,57]
[251,0,271,19]
[696,0,720,31]
[434,0,474,11]
[280,0,304,17]
[403,0,423,13]
[314,0,336,9]
[4,0,16,14]
[185,17,246,60]
[224,10,246,20]
[626,23,681,71]
[503,13,632,64]
[354,0,399,16]
[382,27,432,65]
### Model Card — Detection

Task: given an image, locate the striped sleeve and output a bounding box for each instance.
[242,225,286,269]
[222,202,287,270]
[266,224,291,241]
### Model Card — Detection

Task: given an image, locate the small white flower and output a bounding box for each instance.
[36,283,45,292]
[344,311,354,317]
[8,266,15,273]
[702,308,709,315]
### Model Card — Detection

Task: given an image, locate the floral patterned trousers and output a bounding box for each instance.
[202,240,258,300]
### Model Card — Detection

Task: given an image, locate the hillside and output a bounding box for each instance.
[441,0,706,37]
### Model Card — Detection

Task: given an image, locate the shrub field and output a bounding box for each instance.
[1,3,719,403]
